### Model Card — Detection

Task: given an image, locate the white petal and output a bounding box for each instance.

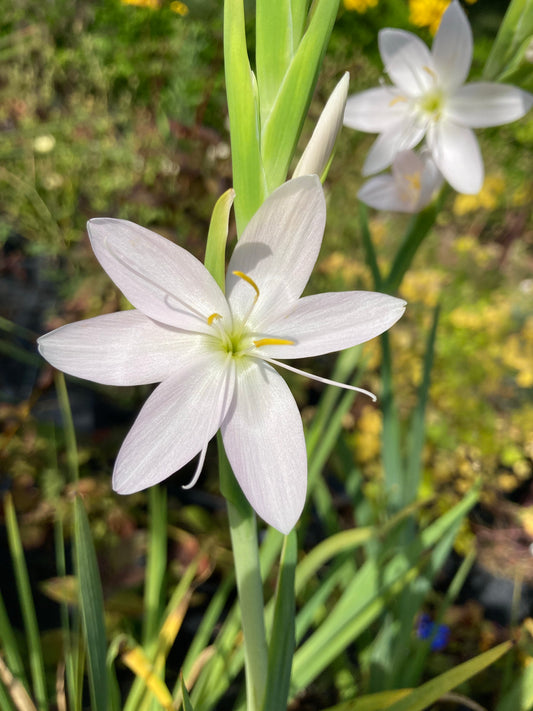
[226,176,326,328]
[221,359,306,534]
[416,153,444,209]
[294,72,349,178]
[431,1,472,91]
[378,29,435,95]
[113,350,234,494]
[255,292,406,359]
[87,218,229,332]
[447,82,533,128]
[343,87,410,133]
[37,310,202,385]
[427,120,483,194]
[358,175,414,212]
[363,117,426,175]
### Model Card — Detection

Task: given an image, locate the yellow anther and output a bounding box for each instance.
[405,171,421,192]
[422,65,437,81]
[233,271,260,301]
[389,96,407,107]
[253,338,295,348]
[207,312,222,325]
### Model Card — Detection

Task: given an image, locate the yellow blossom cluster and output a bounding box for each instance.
[453,174,506,215]
[319,250,371,287]
[353,406,383,463]
[453,234,500,268]
[343,0,378,12]
[120,0,188,13]
[502,317,533,388]
[400,269,448,308]
[409,0,477,35]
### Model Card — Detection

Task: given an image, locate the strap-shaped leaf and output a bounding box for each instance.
[261,0,340,191]
[224,0,267,233]
[262,532,297,711]
[256,0,294,125]
[384,641,512,711]
[204,188,235,291]
[73,496,108,711]
[483,0,533,82]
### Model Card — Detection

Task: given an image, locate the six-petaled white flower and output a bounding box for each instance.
[343,0,533,194]
[358,149,443,213]
[38,176,405,533]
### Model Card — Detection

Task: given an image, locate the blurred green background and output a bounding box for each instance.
[1,0,532,703]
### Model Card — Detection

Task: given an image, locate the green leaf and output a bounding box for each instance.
[0,586,28,695]
[4,493,48,711]
[322,689,411,711]
[142,485,167,651]
[497,651,533,711]
[262,532,297,711]
[204,188,235,291]
[224,0,267,233]
[181,676,195,711]
[261,0,340,191]
[383,186,447,295]
[290,0,311,48]
[256,0,294,125]
[404,304,440,506]
[384,642,513,711]
[291,489,479,693]
[359,203,383,290]
[73,496,108,711]
[483,0,533,82]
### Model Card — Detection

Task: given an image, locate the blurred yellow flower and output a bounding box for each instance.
[353,406,382,463]
[409,0,450,34]
[121,0,160,7]
[170,1,188,14]
[409,0,477,34]
[453,174,505,215]
[502,318,533,388]
[400,269,447,307]
[343,0,378,12]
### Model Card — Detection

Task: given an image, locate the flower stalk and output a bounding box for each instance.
[219,435,267,711]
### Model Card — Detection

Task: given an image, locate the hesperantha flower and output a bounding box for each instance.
[358,149,444,213]
[38,176,405,533]
[343,0,533,195]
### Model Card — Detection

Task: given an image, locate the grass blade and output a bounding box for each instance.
[262,532,297,711]
[4,494,48,711]
[384,642,512,711]
[73,496,108,711]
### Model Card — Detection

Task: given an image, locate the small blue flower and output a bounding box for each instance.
[416,613,450,651]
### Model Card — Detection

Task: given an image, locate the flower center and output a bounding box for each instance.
[206,271,294,357]
[420,89,443,118]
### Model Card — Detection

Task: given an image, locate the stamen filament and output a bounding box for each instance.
[256,355,377,401]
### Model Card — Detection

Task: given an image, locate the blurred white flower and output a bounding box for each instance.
[344,0,533,194]
[358,149,443,212]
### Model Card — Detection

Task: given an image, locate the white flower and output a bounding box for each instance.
[38,176,405,533]
[358,149,443,212]
[293,73,350,179]
[343,0,533,194]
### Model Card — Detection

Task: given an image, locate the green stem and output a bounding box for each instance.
[219,435,268,711]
